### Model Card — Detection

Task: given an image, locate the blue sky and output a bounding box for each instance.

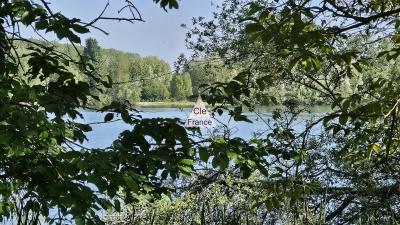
[24,0,220,65]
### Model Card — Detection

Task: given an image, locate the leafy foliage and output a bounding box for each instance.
[177,0,400,223]
[170,73,193,101]
[0,0,203,224]
[3,0,400,224]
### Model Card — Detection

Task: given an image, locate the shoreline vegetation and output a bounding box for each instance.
[18,38,331,109]
[134,102,331,112]
[135,101,196,108]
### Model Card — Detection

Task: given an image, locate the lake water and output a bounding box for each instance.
[57,106,328,222]
[80,106,329,148]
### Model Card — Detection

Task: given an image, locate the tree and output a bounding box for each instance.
[182,73,193,99]
[0,1,198,224]
[83,38,113,107]
[141,79,170,101]
[109,51,142,104]
[104,172,267,225]
[83,38,101,61]
[170,73,193,101]
[180,0,400,223]
[130,56,172,101]
[185,60,234,95]
[140,57,172,101]
[3,0,400,224]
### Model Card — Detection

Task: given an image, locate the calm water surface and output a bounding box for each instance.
[80,106,329,148]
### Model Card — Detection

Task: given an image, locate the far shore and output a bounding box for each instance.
[135,101,196,108]
[134,102,331,112]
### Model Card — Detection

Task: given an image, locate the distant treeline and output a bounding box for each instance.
[17,38,398,108]
[81,38,235,107]
[14,38,234,108]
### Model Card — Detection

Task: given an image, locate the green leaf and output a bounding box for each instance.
[272,197,280,208]
[71,24,90,34]
[244,23,264,33]
[339,115,348,125]
[233,114,253,123]
[293,154,302,162]
[342,99,351,110]
[169,0,179,9]
[289,58,299,71]
[98,198,112,210]
[21,10,35,25]
[180,159,194,166]
[75,216,85,225]
[199,147,209,162]
[393,34,400,43]
[77,161,88,171]
[68,33,81,43]
[114,199,121,212]
[39,131,48,139]
[247,3,263,16]
[266,198,274,210]
[260,31,272,44]
[123,174,139,192]
[280,49,291,57]
[312,58,321,71]
[372,143,380,153]
[256,78,266,90]
[240,164,251,178]
[367,148,373,160]
[104,113,114,122]
[219,155,229,169]
[368,143,380,159]
[257,164,269,176]
[178,165,195,174]
[35,20,48,30]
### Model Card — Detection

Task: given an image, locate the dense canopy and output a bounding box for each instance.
[1,0,400,224]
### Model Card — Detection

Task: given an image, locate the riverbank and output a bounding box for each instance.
[135,101,195,108]
[135,102,331,112]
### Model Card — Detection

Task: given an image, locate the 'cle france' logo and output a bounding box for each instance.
[185,97,214,127]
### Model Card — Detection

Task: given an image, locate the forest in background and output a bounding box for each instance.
[18,37,400,109]
[31,39,400,110]
[15,38,235,108]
